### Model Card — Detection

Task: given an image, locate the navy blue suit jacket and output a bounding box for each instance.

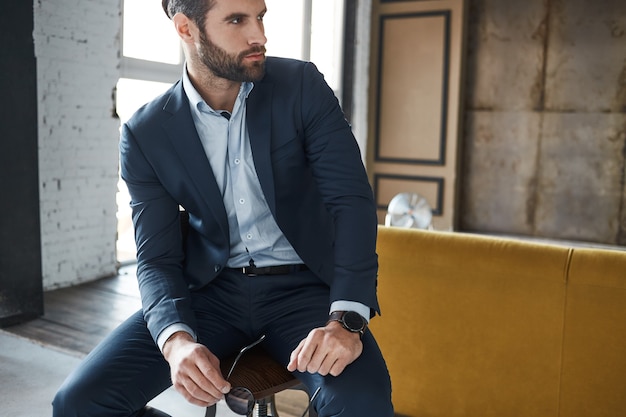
[119,57,379,343]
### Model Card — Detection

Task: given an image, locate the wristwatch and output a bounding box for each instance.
[328,311,367,336]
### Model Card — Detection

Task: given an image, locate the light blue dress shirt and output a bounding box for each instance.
[156,69,369,351]
[184,77,303,269]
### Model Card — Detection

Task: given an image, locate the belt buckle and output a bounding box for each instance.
[242,266,257,277]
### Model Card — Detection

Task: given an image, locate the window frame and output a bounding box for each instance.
[119,0,184,84]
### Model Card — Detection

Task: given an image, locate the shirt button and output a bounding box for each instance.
[239,198,245,204]
[246,234,253,240]
[234,158,240,164]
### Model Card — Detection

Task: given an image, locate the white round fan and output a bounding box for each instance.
[385,192,432,229]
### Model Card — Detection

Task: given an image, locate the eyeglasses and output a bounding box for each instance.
[224,334,266,415]
[299,386,321,417]
[224,335,321,417]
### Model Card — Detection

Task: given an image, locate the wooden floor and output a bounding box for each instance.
[6,264,142,355]
[5,264,309,416]
[4,265,141,355]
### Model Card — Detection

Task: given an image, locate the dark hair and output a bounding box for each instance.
[162,0,215,29]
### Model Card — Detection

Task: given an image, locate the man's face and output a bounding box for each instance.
[197,0,267,82]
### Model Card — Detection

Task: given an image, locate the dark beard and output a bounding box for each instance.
[198,31,266,82]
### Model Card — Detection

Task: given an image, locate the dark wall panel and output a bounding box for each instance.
[0,2,44,325]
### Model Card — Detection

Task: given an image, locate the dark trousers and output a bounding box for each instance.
[52,269,393,416]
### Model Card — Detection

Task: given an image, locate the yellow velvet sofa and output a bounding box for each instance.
[370,226,626,417]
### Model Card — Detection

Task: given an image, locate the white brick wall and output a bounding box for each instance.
[34,0,122,289]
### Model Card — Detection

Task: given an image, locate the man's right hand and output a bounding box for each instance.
[162,332,231,407]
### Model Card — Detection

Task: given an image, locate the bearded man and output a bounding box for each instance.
[53,1,393,415]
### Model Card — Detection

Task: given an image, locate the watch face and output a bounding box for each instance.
[343,311,365,332]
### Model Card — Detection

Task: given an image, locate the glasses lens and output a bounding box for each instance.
[226,386,255,415]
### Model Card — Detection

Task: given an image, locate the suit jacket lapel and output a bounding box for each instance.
[162,83,229,235]
[246,82,276,214]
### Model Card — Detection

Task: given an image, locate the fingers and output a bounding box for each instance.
[298,335,349,376]
[287,324,363,377]
[287,339,305,372]
[167,341,231,407]
[174,367,222,407]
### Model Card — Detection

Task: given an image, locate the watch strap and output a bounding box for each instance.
[328,310,367,336]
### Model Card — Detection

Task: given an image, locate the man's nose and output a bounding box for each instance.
[248,21,267,46]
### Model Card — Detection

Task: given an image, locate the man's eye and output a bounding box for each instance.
[231,17,241,24]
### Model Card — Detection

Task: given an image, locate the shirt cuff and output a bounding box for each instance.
[156,323,197,352]
[329,301,371,324]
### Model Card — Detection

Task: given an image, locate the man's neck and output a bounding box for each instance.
[187,67,241,112]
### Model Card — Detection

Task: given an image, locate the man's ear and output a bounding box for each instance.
[172,13,196,44]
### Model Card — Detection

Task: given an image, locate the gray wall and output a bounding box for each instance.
[461,0,626,245]
[35,0,121,289]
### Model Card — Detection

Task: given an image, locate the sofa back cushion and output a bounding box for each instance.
[559,247,626,417]
[371,226,571,417]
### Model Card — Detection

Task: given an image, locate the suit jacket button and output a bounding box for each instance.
[214,264,221,272]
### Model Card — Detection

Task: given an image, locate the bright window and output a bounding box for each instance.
[122,1,181,65]
[265,0,345,94]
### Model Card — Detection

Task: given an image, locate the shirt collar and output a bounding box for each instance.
[182,66,254,114]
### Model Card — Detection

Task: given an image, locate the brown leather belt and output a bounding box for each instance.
[230,264,309,276]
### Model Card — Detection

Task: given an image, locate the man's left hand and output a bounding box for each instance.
[287,321,363,377]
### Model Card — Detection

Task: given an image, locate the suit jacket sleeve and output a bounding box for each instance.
[289,61,380,316]
[119,119,199,343]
